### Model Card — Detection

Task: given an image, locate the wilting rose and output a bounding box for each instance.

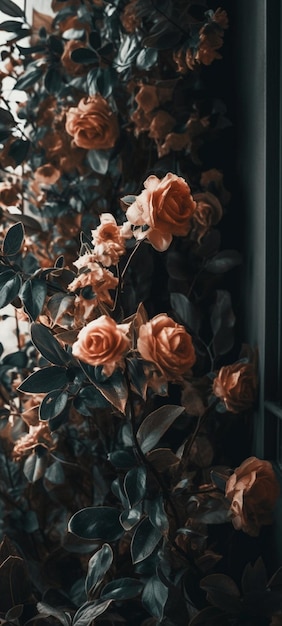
[68,262,118,306]
[135,85,159,113]
[91,213,128,267]
[225,457,280,536]
[61,40,88,76]
[126,173,196,251]
[0,182,19,206]
[65,95,119,150]
[191,191,223,241]
[213,361,257,413]
[137,313,196,380]
[72,315,130,376]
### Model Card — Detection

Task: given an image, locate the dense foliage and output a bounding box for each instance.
[0,0,281,624]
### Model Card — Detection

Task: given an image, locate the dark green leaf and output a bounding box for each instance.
[131,517,162,564]
[17,43,46,55]
[85,544,113,598]
[0,107,15,127]
[188,606,223,626]
[124,466,146,508]
[21,277,47,321]
[0,556,30,613]
[87,149,110,174]
[95,67,115,98]
[18,365,68,393]
[0,0,24,18]
[3,350,27,367]
[69,507,123,542]
[108,448,136,469]
[7,137,30,165]
[136,405,185,454]
[101,577,143,600]
[136,47,158,69]
[0,19,23,31]
[80,362,128,413]
[170,292,202,334]
[39,389,68,421]
[120,506,142,531]
[200,573,241,612]
[45,461,65,484]
[31,322,71,365]
[5,605,24,621]
[145,495,169,533]
[142,28,182,49]
[142,575,168,620]
[89,30,101,49]
[210,290,235,356]
[71,47,99,64]
[73,600,112,626]
[3,222,24,255]
[126,357,147,399]
[23,452,48,482]
[44,67,63,94]
[14,67,43,90]
[37,602,71,626]
[0,273,21,308]
[205,250,242,274]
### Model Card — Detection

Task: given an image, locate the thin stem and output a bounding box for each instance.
[184,398,219,462]
[121,240,142,280]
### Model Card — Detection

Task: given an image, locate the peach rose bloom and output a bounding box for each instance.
[137,313,196,381]
[191,191,223,241]
[68,262,118,306]
[34,164,61,185]
[126,173,196,251]
[149,111,176,142]
[121,0,141,33]
[0,182,19,207]
[13,422,54,461]
[91,213,128,267]
[225,457,280,536]
[135,85,159,113]
[72,315,130,376]
[65,95,119,150]
[213,362,257,413]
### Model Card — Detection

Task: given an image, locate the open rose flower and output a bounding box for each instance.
[191,191,223,241]
[65,95,119,150]
[225,457,280,536]
[91,213,129,267]
[126,173,196,251]
[137,313,196,381]
[68,262,118,306]
[213,361,257,413]
[72,315,130,376]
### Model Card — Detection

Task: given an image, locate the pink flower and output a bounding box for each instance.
[72,315,130,376]
[126,173,196,251]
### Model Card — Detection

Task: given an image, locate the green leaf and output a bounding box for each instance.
[21,278,47,321]
[145,495,169,533]
[136,405,185,454]
[200,573,241,613]
[101,577,143,600]
[0,273,21,309]
[119,506,142,531]
[188,606,223,626]
[80,363,128,414]
[0,19,23,31]
[31,322,71,366]
[44,67,63,94]
[85,544,113,598]
[131,517,162,564]
[39,389,68,421]
[69,507,124,542]
[23,452,48,482]
[71,47,99,64]
[210,290,236,356]
[142,575,168,620]
[14,67,43,91]
[0,556,30,613]
[3,222,24,255]
[73,600,112,626]
[124,466,147,508]
[0,107,15,127]
[205,250,242,274]
[126,357,147,399]
[45,461,65,485]
[87,149,110,174]
[108,448,136,469]
[18,366,68,393]
[7,138,30,165]
[0,0,24,18]
[37,602,70,626]
[170,292,202,334]
[136,47,158,70]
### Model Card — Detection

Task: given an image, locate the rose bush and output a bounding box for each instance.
[225,457,280,536]
[65,95,119,150]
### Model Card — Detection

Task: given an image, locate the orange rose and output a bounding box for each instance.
[135,85,159,113]
[191,191,223,241]
[34,164,61,185]
[126,173,196,251]
[137,313,196,380]
[149,111,176,142]
[68,262,118,306]
[0,182,19,207]
[72,315,130,376]
[91,213,130,267]
[65,95,119,150]
[225,457,280,536]
[213,362,257,413]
